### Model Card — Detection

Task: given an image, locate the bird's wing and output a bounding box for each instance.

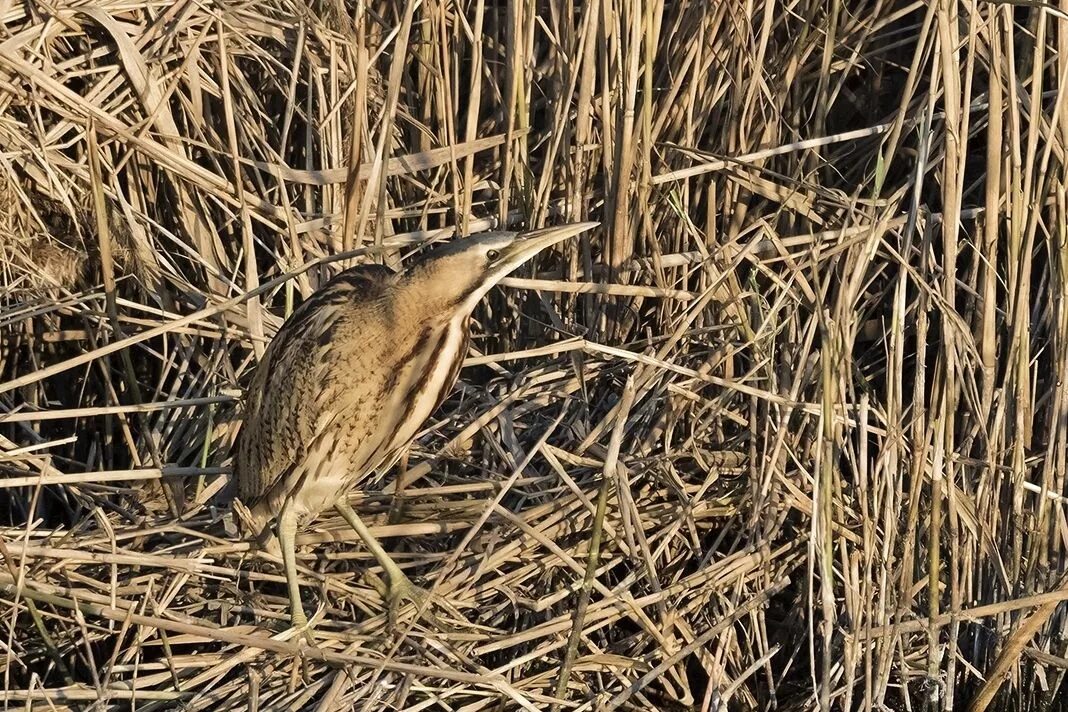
[235,263,396,507]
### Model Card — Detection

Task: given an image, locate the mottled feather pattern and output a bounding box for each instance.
[235,264,397,523]
[234,261,470,534]
[228,224,595,630]
[232,225,596,550]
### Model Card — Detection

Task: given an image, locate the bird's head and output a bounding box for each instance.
[401,222,598,314]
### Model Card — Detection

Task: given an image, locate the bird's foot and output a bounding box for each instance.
[379,573,453,630]
[289,615,318,646]
[280,603,325,646]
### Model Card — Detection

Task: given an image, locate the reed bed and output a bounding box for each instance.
[1,0,1067,709]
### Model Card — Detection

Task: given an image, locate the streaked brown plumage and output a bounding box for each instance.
[234,222,597,628]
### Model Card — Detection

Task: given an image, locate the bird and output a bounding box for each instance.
[233,221,597,629]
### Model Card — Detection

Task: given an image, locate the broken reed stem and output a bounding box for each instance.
[554,376,637,703]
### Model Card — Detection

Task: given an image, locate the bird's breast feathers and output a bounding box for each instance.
[239,308,469,519]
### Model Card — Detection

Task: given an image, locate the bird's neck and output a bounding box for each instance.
[394,274,483,327]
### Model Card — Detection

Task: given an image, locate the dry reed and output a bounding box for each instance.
[1,0,1067,709]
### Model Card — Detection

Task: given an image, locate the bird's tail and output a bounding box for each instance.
[232,498,281,557]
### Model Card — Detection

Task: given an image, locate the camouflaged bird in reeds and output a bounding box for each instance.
[231,224,597,629]
[234,260,472,543]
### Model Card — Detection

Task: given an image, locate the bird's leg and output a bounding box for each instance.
[334,501,429,621]
[277,499,309,630]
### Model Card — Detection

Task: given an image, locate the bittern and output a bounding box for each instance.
[234,222,597,629]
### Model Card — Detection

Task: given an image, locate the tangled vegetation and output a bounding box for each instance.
[1,0,1067,709]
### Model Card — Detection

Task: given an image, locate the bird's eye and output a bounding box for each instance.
[486,249,500,261]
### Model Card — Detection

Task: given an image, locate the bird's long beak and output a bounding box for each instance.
[496,221,599,276]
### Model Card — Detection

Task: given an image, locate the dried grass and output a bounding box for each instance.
[1,0,1067,709]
